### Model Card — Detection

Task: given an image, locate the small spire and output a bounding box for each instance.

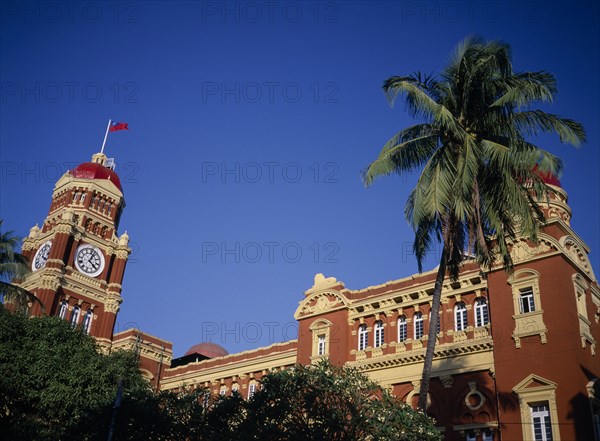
[91,153,107,166]
[29,224,40,238]
[119,231,130,246]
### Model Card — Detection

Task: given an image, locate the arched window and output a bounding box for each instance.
[310,320,332,358]
[455,302,468,331]
[397,316,407,342]
[414,312,423,339]
[358,324,368,351]
[475,298,489,327]
[82,309,93,334]
[70,305,80,327]
[374,320,384,347]
[58,300,68,319]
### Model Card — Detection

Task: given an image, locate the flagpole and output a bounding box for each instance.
[100,119,112,154]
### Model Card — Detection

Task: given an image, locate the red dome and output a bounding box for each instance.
[185,342,228,358]
[532,165,561,187]
[70,162,122,191]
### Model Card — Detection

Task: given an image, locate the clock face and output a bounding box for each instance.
[32,241,52,270]
[74,244,105,278]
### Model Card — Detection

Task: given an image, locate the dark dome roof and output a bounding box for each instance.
[185,342,228,358]
[70,162,122,191]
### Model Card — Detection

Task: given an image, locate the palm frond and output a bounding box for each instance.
[0,281,46,314]
[513,110,586,146]
[362,132,439,186]
[491,71,557,109]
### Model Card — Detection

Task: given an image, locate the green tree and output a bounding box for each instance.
[0,219,44,313]
[241,360,441,441]
[363,37,585,410]
[0,305,166,440]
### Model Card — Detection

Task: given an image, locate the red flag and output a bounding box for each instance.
[109,122,129,132]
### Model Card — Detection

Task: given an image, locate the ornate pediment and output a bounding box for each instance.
[559,236,596,281]
[513,374,557,393]
[508,235,558,263]
[294,290,348,319]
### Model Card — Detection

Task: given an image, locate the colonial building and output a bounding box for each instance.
[18,152,600,441]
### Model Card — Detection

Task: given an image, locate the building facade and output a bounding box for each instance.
[18,153,600,441]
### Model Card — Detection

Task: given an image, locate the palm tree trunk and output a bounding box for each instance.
[417,246,448,411]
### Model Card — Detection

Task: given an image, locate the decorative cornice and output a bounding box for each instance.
[349,336,493,372]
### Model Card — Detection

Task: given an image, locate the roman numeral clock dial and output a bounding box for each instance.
[74,244,105,278]
[32,241,52,270]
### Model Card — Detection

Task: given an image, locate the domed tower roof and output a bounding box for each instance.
[533,165,561,187]
[185,342,229,359]
[70,156,122,191]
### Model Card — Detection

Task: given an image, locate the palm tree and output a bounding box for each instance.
[363,37,585,411]
[0,219,44,313]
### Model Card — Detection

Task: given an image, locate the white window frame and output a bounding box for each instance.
[82,309,93,334]
[70,305,80,327]
[531,403,553,441]
[475,298,489,327]
[414,312,423,340]
[358,324,368,351]
[519,287,536,314]
[58,301,68,319]
[248,382,257,399]
[455,302,468,331]
[374,320,384,347]
[317,334,326,355]
[398,316,407,342]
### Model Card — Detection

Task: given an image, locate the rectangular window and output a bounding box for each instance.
[248,383,256,399]
[398,318,407,342]
[466,433,476,441]
[374,322,384,347]
[520,287,536,314]
[414,314,423,340]
[358,325,368,351]
[475,299,489,327]
[317,334,326,355]
[531,403,553,441]
[455,304,468,331]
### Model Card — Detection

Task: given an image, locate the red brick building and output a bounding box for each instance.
[18,153,600,440]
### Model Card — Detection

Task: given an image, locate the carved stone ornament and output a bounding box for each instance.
[297,292,344,317]
[560,236,595,279]
[509,238,554,263]
[306,273,339,294]
[104,293,122,314]
[40,274,61,290]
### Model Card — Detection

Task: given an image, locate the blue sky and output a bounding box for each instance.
[1,1,598,356]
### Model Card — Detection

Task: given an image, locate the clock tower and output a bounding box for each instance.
[18,152,130,351]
